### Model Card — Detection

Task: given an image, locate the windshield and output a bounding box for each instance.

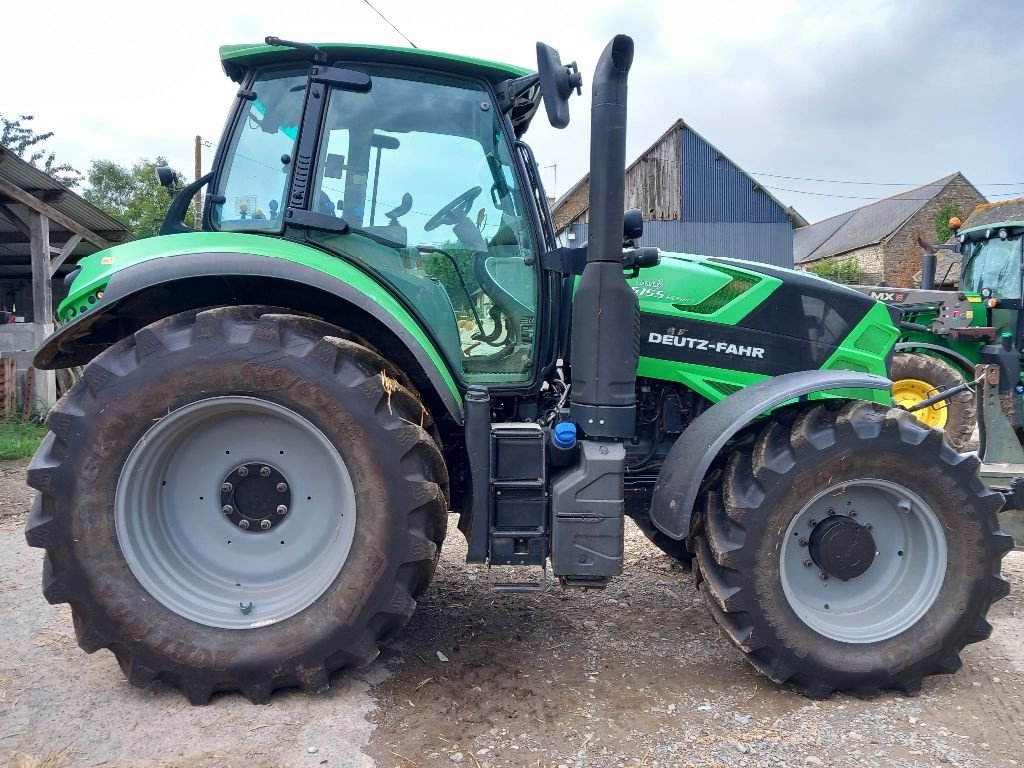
[212,68,309,231]
[308,67,539,383]
[960,233,1023,299]
[313,71,529,247]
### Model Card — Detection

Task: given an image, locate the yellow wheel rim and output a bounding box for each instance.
[892,378,948,429]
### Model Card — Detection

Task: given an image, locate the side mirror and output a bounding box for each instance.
[155,166,178,195]
[624,208,643,241]
[536,42,583,129]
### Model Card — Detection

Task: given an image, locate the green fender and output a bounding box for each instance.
[38,232,464,421]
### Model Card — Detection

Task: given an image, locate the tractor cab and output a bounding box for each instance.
[206,46,554,384]
[957,221,1024,337]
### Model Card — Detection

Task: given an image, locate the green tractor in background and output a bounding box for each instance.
[851,203,1024,540]
[856,203,1024,449]
[26,35,1013,704]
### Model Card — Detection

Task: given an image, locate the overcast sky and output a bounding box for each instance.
[3,0,1022,224]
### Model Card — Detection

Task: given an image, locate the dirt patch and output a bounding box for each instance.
[367,516,1024,768]
[0,459,34,519]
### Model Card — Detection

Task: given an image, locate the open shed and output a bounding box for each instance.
[0,146,133,408]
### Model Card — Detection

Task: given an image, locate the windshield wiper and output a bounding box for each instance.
[265,36,327,64]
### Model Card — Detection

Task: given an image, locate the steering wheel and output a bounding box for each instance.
[424,186,482,232]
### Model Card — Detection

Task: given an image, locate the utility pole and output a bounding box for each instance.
[543,162,558,199]
[194,135,202,229]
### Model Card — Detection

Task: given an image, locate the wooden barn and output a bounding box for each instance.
[550,119,806,267]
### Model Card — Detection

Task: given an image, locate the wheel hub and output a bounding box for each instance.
[808,516,876,580]
[220,462,292,532]
[891,377,948,429]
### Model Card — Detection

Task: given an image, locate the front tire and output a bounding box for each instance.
[26,307,448,704]
[695,401,1013,698]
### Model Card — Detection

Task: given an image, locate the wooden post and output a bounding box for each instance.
[194,135,203,229]
[29,211,57,410]
[0,358,16,418]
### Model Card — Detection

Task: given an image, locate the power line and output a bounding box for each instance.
[644,157,1023,192]
[748,170,1024,187]
[362,0,418,49]
[764,184,1024,201]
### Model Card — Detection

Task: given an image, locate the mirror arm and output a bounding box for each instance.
[160,172,214,236]
[494,74,540,114]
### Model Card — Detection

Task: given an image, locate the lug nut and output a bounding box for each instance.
[222,505,233,515]
[222,482,233,493]
[848,510,857,517]
[276,482,288,493]
[238,519,250,530]
[260,466,272,477]
[277,504,288,516]
[864,523,873,531]
[239,601,253,615]
[799,537,808,547]
[827,508,836,516]
[803,558,813,567]
[237,466,249,477]
[808,519,817,527]
[260,519,272,530]
[819,571,828,581]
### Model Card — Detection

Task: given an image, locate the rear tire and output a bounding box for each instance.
[25,306,448,704]
[694,401,1012,698]
[890,352,975,450]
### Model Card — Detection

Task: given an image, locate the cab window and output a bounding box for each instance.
[212,68,308,231]
[308,68,538,384]
[961,233,1023,300]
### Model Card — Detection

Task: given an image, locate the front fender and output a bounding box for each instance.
[38,237,464,423]
[649,370,893,539]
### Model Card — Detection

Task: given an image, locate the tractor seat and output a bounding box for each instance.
[385,193,413,225]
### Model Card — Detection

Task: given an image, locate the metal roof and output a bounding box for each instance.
[0,146,133,278]
[793,173,979,264]
[550,119,807,231]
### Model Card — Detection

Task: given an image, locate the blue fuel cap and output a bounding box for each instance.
[553,422,577,449]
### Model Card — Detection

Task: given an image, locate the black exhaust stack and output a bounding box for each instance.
[921,250,936,290]
[569,35,637,439]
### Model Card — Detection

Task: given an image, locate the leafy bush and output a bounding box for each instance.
[934,203,962,244]
[806,257,861,283]
[423,242,480,312]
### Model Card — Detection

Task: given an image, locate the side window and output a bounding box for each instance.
[309,72,540,383]
[213,69,308,231]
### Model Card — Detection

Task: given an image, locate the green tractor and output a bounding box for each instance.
[856,205,1024,450]
[26,35,1013,704]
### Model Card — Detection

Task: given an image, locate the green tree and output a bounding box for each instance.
[0,113,83,188]
[934,202,962,244]
[423,242,480,312]
[83,157,192,238]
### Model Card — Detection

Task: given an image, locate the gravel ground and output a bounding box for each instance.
[0,458,1021,768]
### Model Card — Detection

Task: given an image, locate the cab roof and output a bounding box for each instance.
[219,42,532,85]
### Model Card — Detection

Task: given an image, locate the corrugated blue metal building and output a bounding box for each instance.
[550,119,806,267]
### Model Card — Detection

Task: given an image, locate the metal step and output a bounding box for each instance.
[492,582,545,593]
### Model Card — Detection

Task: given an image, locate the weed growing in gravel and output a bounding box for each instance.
[0,419,46,460]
